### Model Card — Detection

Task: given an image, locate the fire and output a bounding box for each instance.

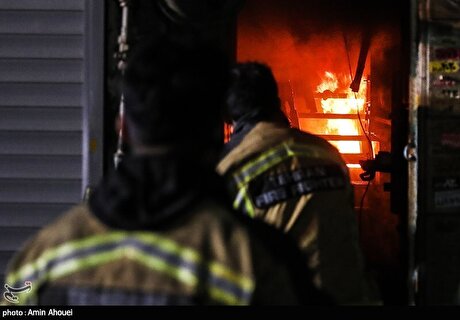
[316,72,366,154]
[316,71,338,93]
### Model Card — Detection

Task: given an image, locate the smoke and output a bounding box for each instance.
[238,23,360,84]
[236,0,400,112]
[237,15,364,113]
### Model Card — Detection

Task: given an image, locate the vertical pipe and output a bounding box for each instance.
[408,0,424,306]
[113,0,130,169]
[82,0,104,199]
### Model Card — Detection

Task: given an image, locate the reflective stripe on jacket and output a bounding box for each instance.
[4,201,323,305]
[228,141,349,218]
[6,223,253,305]
[217,121,379,305]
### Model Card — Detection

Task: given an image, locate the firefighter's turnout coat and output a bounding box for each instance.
[218,121,376,304]
[4,155,328,305]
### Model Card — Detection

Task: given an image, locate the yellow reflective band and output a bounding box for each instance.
[48,247,198,286]
[208,287,247,306]
[233,142,335,189]
[234,143,290,187]
[6,233,126,286]
[135,232,201,264]
[233,186,255,218]
[6,231,255,306]
[233,188,245,209]
[10,246,199,306]
[209,262,254,292]
[242,191,255,218]
[6,232,201,287]
[230,141,336,218]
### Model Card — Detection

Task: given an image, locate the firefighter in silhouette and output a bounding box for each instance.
[217,61,379,305]
[3,35,330,306]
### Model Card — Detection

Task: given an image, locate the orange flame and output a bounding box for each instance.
[316,71,338,93]
[316,72,366,154]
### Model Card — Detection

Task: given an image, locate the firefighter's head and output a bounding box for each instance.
[225,62,284,123]
[122,33,230,158]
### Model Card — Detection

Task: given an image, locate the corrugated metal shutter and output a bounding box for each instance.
[0,0,103,283]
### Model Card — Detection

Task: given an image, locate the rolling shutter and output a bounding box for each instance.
[0,0,103,283]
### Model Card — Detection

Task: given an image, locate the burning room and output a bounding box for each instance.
[235,0,410,304]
